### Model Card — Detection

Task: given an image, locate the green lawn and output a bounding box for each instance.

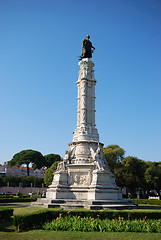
[0,203,161,240]
[0,230,161,240]
[136,204,161,210]
[0,202,44,215]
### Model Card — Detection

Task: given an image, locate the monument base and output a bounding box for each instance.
[32,198,136,210]
[32,161,136,209]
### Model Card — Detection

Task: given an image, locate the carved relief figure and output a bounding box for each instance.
[57,161,65,171]
[57,150,70,171]
[70,173,88,185]
[64,150,71,163]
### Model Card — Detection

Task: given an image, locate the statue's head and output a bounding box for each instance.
[86,35,90,40]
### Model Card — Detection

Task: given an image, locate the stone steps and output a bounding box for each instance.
[48,203,84,209]
[91,200,130,204]
[90,204,137,210]
[31,198,137,210]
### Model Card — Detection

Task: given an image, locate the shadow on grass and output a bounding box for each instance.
[0,203,29,208]
[138,205,161,210]
[0,219,15,232]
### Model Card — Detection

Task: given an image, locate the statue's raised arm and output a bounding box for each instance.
[80,35,95,60]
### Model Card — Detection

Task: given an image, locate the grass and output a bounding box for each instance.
[0,230,161,240]
[137,205,161,210]
[0,202,44,215]
[0,202,161,240]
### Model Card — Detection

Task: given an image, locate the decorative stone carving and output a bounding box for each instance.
[75,143,90,158]
[70,172,89,186]
[89,143,109,171]
[73,58,99,142]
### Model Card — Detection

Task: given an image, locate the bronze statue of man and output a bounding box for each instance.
[80,35,95,59]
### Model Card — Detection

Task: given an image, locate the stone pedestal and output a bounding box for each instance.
[32,58,135,209]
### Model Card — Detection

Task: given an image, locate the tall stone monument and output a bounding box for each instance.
[33,36,134,209]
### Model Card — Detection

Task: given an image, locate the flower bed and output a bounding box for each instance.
[13,209,161,232]
[43,214,161,233]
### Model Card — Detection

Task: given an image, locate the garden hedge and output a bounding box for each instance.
[0,197,37,203]
[13,209,161,232]
[0,208,13,222]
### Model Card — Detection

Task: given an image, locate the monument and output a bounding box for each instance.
[33,36,135,209]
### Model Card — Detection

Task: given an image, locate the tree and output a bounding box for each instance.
[2,176,44,187]
[8,150,45,176]
[103,145,125,172]
[144,161,161,194]
[44,161,60,186]
[0,176,3,187]
[44,154,61,168]
[121,156,146,195]
[113,166,125,188]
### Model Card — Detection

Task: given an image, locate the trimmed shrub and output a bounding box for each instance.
[0,208,13,222]
[14,210,55,232]
[13,209,161,232]
[0,197,37,203]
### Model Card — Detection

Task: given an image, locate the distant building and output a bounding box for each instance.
[0,162,46,178]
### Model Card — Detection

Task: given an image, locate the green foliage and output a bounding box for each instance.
[2,176,44,187]
[121,156,146,192]
[103,145,161,195]
[0,176,3,187]
[0,208,13,221]
[3,176,22,187]
[22,176,44,187]
[103,145,125,172]
[8,149,45,176]
[44,161,60,186]
[16,191,22,197]
[13,209,161,232]
[44,154,61,168]
[144,162,161,192]
[14,210,55,232]
[43,216,161,233]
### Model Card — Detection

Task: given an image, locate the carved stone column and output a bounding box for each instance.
[76,82,80,127]
[91,82,96,127]
[73,58,99,142]
[80,79,87,125]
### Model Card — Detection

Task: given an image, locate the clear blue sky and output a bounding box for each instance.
[0,0,161,164]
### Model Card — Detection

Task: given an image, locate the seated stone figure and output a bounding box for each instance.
[90,143,110,171]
